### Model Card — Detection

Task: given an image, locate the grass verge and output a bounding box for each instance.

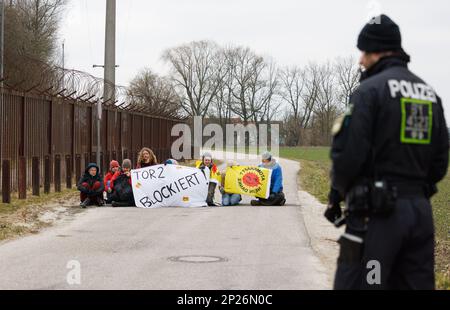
[280,146,450,290]
[0,189,80,242]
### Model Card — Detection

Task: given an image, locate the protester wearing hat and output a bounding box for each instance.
[220,160,242,207]
[251,152,286,207]
[110,159,136,208]
[104,160,120,204]
[196,152,222,206]
[327,14,448,290]
[77,163,105,208]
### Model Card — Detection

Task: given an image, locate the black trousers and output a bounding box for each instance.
[258,192,286,206]
[334,196,435,290]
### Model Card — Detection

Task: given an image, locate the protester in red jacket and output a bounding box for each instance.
[110,159,135,207]
[104,160,120,204]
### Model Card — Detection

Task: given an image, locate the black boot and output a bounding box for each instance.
[251,200,262,206]
[96,196,105,207]
[206,183,218,206]
[112,201,131,208]
[80,198,91,209]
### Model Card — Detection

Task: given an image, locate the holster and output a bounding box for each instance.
[345,183,370,216]
[370,181,397,216]
[346,180,399,216]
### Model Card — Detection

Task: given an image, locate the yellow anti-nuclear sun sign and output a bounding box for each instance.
[224,166,272,199]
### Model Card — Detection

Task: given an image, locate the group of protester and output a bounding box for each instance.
[77,148,286,208]
[198,151,286,207]
[77,147,161,208]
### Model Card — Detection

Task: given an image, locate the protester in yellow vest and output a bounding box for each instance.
[196,152,222,206]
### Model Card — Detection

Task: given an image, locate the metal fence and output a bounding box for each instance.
[0,87,184,199]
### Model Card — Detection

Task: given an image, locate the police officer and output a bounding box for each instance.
[325,14,449,290]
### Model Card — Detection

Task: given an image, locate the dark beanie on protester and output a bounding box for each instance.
[357,14,402,52]
[122,159,132,170]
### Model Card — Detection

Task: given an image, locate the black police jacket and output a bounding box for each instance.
[331,55,449,197]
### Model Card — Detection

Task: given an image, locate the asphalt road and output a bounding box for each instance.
[0,154,330,290]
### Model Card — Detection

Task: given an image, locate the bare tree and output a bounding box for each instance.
[162,40,226,117]
[208,47,235,127]
[312,62,345,145]
[279,66,304,145]
[334,56,360,106]
[254,59,279,124]
[4,0,67,88]
[128,68,182,118]
[226,46,278,125]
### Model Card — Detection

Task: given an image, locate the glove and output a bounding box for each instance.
[324,188,343,224]
[219,186,225,195]
[329,188,342,205]
[324,204,342,224]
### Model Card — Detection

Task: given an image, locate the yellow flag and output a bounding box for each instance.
[224,166,272,199]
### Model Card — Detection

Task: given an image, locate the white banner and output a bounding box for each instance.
[131,164,210,208]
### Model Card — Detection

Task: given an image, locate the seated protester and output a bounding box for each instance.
[196,152,222,207]
[110,159,135,208]
[77,163,105,208]
[220,160,242,207]
[104,160,120,204]
[136,147,158,169]
[251,152,286,206]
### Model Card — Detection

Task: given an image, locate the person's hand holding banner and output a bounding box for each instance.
[131,165,210,208]
[224,166,272,199]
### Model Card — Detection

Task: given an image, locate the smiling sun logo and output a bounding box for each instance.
[242,172,261,188]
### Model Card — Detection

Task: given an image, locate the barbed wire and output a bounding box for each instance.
[1,56,186,120]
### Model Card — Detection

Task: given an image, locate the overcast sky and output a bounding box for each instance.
[60,0,450,122]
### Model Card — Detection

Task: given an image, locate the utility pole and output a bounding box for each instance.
[0,0,4,166]
[62,40,65,70]
[97,0,116,170]
[0,0,4,86]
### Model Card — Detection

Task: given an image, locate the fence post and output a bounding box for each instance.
[75,154,81,185]
[54,155,61,193]
[84,153,89,171]
[105,151,111,172]
[2,160,11,203]
[91,152,96,164]
[44,155,51,194]
[32,157,40,196]
[130,151,135,167]
[100,152,105,174]
[66,155,72,189]
[18,157,27,200]
[117,150,122,164]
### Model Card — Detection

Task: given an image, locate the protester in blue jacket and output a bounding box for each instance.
[251,152,286,206]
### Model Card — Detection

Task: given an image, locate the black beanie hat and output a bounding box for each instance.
[357,14,402,52]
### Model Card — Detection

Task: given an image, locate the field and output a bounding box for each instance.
[280,146,450,290]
